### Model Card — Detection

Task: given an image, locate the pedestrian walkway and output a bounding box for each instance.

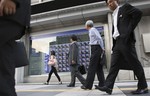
[16,81,150,96]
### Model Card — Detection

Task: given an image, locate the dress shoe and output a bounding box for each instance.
[67,85,75,87]
[95,85,112,95]
[44,82,49,85]
[81,85,91,90]
[59,81,62,85]
[131,88,149,94]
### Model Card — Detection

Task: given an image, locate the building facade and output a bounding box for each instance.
[15,0,150,83]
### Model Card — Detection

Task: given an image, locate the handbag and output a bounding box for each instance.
[48,56,57,66]
[78,65,86,75]
[14,41,29,68]
[48,59,55,65]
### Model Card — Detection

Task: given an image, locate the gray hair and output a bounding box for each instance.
[85,20,94,27]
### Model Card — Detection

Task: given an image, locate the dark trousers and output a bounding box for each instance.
[0,20,24,96]
[84,45,105,89]
[69,64,86,86]
[105,38,148,89]
[47,66,61,82]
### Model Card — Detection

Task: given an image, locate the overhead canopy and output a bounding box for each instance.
[31,0,105,15]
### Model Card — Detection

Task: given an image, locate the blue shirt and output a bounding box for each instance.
[88,27,104,49]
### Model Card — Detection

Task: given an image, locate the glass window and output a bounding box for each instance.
[29,27,104,75]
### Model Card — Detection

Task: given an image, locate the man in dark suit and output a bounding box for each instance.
[67,35,86,87]
[95,0,148,95]
[0,0,30,96]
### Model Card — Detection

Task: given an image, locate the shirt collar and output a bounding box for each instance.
[71,41,77,44]
[89,27,94,31]
[112,6,120,16]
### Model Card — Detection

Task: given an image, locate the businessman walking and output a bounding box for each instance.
[95,0,148,95]
[67,35,86,87]
[0,0,30,96]
[81,20,105,90]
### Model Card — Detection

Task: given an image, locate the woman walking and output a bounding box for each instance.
[44,51,62,85]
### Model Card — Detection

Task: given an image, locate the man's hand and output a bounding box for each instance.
[0,0,16,16]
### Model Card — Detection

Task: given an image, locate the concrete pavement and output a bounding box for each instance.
[16,81,150,96]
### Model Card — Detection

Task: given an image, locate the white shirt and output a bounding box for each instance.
[89,27,104,49]
[71,41,77,45]
[112,6,120,39]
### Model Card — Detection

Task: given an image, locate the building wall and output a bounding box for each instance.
[15,0,150,83]
[138,16,150,66]
[117,16,150,81]
[15,16,150,83]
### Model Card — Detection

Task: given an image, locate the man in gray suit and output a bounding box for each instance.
[67,35,86,87]
[0,0,30,95]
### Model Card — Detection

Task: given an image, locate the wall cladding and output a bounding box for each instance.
[50,41,90,72]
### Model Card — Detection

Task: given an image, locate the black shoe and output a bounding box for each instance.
[59,81,62,85]
[67,85,75,87]
[131,88,149,94]
[95,85,112,95]
[95,85,100,89]
[44,82,49,85]
[81,85,91,90]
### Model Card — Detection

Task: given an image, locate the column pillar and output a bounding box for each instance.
[103,13,113,71]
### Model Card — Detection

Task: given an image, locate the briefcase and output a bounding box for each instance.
[14,41,29,68]
[78,65,86,75]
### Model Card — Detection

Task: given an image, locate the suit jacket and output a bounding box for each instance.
[68,42,79,65]
[0,0,31,27]
[112,3,142,70]
[112,3,142,50]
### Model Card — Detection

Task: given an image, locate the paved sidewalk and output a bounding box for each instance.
[16,81,150,96]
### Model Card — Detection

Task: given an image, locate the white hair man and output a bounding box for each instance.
[81,20,105,90]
